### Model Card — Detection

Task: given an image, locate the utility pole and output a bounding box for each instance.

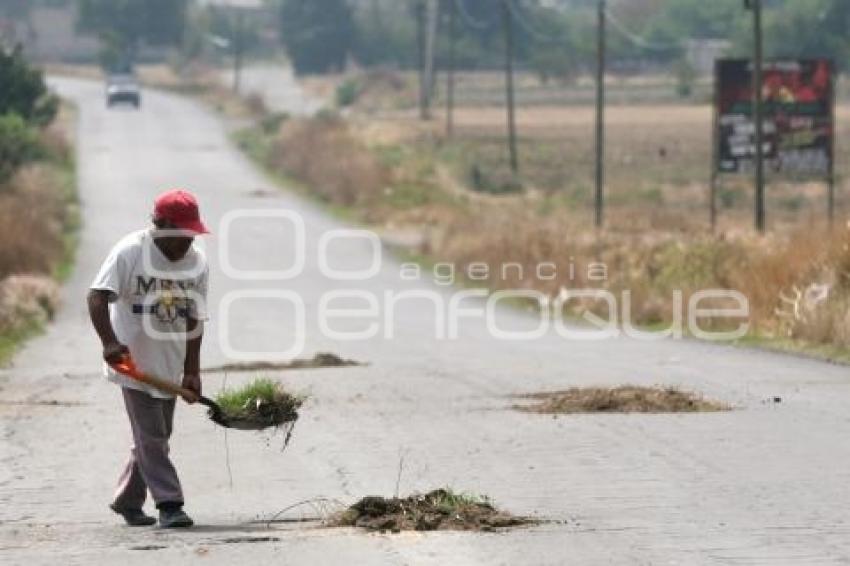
[232,8,244,94]
[828,62,836,225]
[446,0,456,138]
[416,1,431,120]
[595,0,606,228]
[746,0,765,232]
[425,0,439,98]
[501,0,518,174]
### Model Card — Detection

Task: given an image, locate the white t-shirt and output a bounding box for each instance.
[90,229,209,399]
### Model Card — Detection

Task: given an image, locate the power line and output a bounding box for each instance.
[453,0,497,30]
[604,8,683,52]
[505,0,568,44]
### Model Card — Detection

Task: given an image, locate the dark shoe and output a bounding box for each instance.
[159,508,194,528]
[109,503,156,527]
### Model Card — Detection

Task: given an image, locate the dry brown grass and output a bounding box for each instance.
[271,116,389,207]
[515,386,729,414]
[0,97,75,347]
[425,205,850,340]
[0,274,61,333]
[0,166,68,279]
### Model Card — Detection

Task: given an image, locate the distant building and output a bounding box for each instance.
[686,39,731,75]
[10,2,99,62]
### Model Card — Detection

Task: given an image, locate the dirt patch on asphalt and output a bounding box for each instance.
[0,399,84,407]
[204,352,362,374]
[327,489,536,533]
[217,536,280,544]
[515,386,729,414]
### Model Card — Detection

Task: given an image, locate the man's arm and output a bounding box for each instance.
[87,289,128,363]
[182,316,203,402]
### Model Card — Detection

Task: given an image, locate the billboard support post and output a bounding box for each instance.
[752,0,766,233]
[828,61,836,225]
[710,60,719,232]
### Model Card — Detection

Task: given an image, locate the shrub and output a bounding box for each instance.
[336,78,361,108]
[244,92,267,116]
[0,113,43,186]
[469,163,523,195]
[260,112,289,135]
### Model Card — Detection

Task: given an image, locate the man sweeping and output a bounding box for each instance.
[87,189,210,528]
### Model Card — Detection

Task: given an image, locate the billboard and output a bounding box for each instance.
[716,59,833,178]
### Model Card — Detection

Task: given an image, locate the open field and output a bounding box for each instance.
[360,102,849,231]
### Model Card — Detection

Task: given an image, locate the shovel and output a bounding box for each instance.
[109,355,235,429]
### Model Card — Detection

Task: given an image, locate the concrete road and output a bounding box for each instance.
[1,78,849,565]
[221,64,325,116]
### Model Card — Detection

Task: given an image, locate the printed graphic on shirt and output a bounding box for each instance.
[134,276,200,325]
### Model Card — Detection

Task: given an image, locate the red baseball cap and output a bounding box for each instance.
[153,189,209,235]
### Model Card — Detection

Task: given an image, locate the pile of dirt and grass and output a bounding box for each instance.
[328,489,535,533]
[213,378,305,430]
[204,352,362,374]
[515,386,728,414]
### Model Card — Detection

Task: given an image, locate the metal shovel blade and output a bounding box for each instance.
[198,397,272,430]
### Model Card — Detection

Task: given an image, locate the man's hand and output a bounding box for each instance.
[103,341,129,364]
[181,373,202,404]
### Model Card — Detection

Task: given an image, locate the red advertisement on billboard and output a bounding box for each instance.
[716,59,834,178]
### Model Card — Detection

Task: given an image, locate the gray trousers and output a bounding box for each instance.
[112,387,184,510]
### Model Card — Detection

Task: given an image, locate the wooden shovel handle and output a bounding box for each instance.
[111,356,199,403]
[135,371,199,403]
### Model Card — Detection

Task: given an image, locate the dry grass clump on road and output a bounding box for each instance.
[328,489,535,533]
[515,386,729,414]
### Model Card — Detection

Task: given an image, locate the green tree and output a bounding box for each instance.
[760,0,850,68]
[76,0,188,69]
[0,46,57,127]
[280,0,354,75]
[352,1,416,68]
